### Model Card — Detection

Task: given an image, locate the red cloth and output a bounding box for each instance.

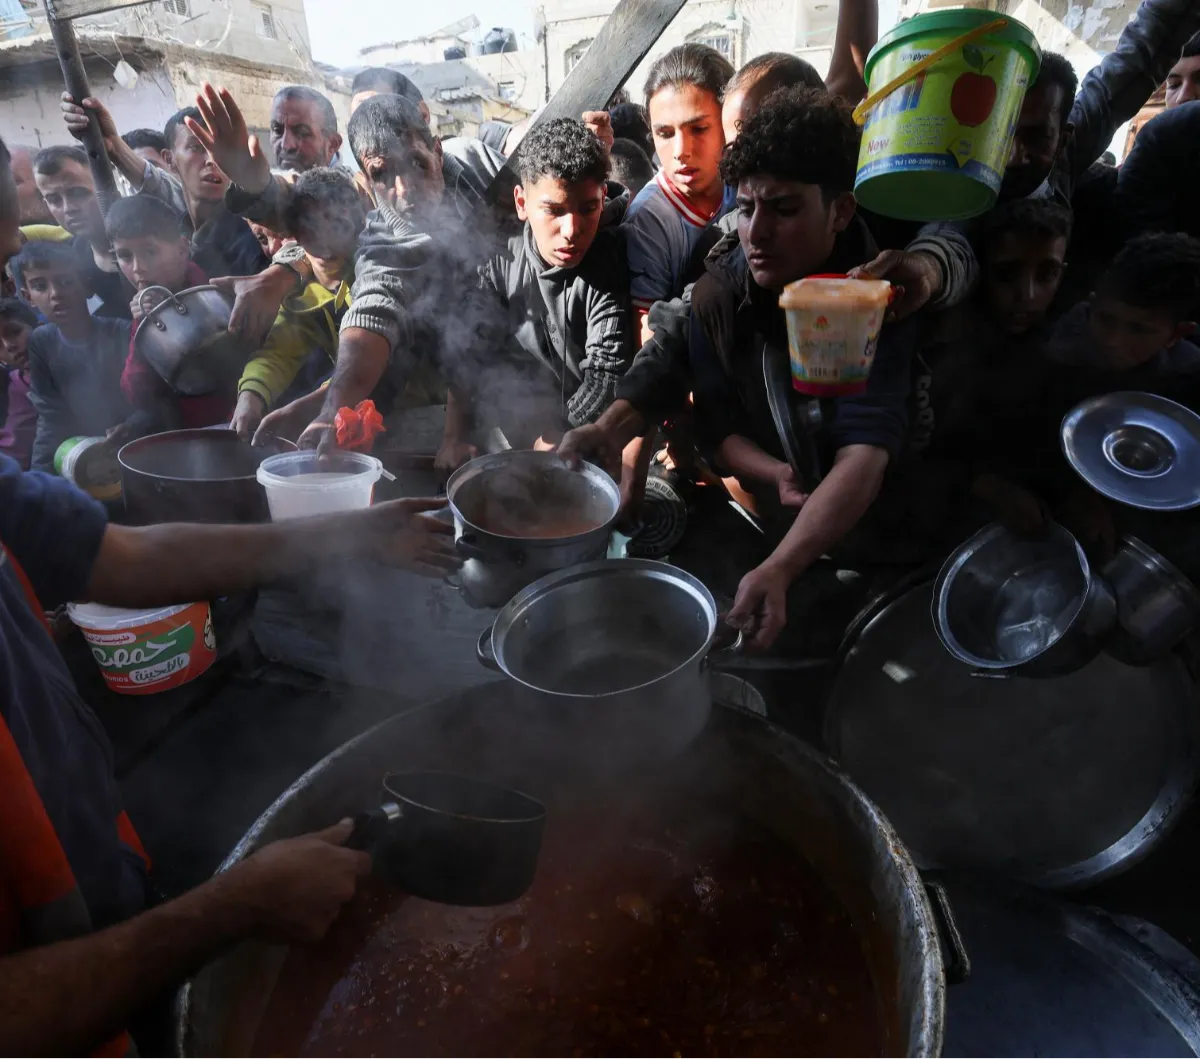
[122,263,236,428]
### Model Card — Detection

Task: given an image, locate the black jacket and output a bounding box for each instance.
[688,215,912,471]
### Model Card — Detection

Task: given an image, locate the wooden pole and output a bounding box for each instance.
[43,6,121,221]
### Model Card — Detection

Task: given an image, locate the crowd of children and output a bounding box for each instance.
[0,0,1198,649]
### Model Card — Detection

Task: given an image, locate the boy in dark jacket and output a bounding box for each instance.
[13,242,130,471]
[442,118,633,460]
[689,87,914,649]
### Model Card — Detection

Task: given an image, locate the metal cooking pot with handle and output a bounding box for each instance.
[477,558,742,765]
[134,285,249,396]
[934,523,1116,677]
[446,450,621,607]
[1103,536,1200,666]
[177,680,956,1056]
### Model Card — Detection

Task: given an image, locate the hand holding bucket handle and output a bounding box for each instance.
[852,18,1008,125]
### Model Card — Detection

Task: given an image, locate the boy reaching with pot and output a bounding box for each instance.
[105,195,234,438]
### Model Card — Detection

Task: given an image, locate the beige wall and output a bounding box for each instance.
[466,49,546,112]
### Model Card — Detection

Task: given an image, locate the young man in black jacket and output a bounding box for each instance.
[689,86,913,649]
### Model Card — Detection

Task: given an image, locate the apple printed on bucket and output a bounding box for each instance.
[951,45,997,127]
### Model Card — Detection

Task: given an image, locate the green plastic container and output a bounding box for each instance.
[855,9,1040,221]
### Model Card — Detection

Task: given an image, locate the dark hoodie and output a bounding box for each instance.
[689,214,913,473]
[475,182,634,443]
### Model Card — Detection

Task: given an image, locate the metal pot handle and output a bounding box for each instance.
[924,879,971,984]
[702,628,745,671]
[344,802,402,850]
[137,285,185,330]
[477,626,500,671]
[456,533,527,568]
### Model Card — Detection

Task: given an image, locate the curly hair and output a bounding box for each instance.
[517,118,609,188]
[719,85,859,198]
[1099,232,1200,320]
[977,198,1073,252]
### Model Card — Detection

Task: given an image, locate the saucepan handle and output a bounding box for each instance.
[344,803,401,850]
[137,285,182,330]
[924,879,971,985]
[477,626,500,671]
[456,534,489,562]
[701,627,745,671]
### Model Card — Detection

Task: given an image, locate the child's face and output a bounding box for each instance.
[0,317,31,368]
[112,233,191,292]
[515,176,606,270]
[296,205,362,264]
[19,264,87,326]
[1087,296,1196,370]
[982,230,1068,335]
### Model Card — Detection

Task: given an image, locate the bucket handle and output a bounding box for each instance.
[852,18,1008,126]
[137,285,187,331]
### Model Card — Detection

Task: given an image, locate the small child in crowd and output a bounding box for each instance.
[231,167,367,440]
[0,297,38,468]
[1048,232,1200,389]
[12,241,131,471]
[105,194,233,435]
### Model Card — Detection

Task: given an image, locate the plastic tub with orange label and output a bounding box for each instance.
[67,601,217,695]
[779,275,892,397]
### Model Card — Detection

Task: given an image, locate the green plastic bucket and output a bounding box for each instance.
[854,9,1040,221]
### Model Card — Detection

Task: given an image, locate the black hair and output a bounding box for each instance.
[122,128,168,153]
[1031,52,1079,125]
[351,66,424,104]
[643,43,735,109]
[105,194,185,244]
[32,144,88,176]
[517,118,608,188]
[274,85,339,135]
[164,106,202,149]
[978,197,1073,253]
[11,240,80,289]
[0,296,37,328]
[609,138,654,195]
[284,166,366,236]
[719,85,859,199]
[347,93,433,169]
[608,101,653,157]
[725,52,825,101]
[1098,232,1200,320]
[1181,31,1200,60]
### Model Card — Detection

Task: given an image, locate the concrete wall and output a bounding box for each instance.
[541,0,838,99]
[466,49,546,112]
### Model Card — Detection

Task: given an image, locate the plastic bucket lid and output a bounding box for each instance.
[255,450,383,490]
[856,9,1041,222]
[67,601,190,630]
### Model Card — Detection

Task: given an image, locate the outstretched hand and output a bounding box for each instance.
[848,249,938,321]
[188,83,271,194]
[357,498,462,578]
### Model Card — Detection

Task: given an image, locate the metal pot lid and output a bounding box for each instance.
[1061,392,1200,511]
[937,876,1200,1056]
[823,581,1200,888]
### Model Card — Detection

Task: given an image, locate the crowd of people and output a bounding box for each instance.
[2,1,1200,1047]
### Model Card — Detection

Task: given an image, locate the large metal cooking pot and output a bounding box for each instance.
[934,522,1116,677]
[177,681,955,1055]
[1103,536,1200,666]
[135,285,248,396]
[445,450,620,607]
[118,429,293,525]
[826,577,1200,889]
[477,558,741,764]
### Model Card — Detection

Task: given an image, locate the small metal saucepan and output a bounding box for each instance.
[345,771,546,906]
[1103,536,1200,666]
[135,285,249,396]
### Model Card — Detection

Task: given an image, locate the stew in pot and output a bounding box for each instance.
[253,807,885,1057]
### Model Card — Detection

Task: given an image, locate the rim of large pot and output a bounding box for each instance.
[488,558,720,698]
[932,521,1094,671]
[446,450,620,543]
[117,428,293,483]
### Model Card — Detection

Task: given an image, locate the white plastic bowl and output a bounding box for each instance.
[255,450,383,520]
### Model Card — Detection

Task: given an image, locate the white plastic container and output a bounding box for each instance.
[255,451,383,520]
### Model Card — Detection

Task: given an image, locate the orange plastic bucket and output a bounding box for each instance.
[66,601,217,695]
